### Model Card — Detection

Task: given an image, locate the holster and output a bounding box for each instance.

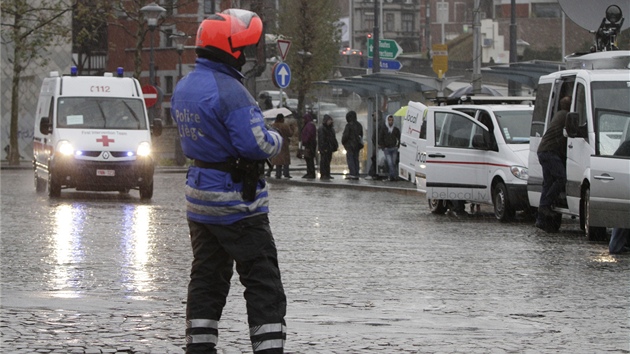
[193,158,265,202]
[232,158,266,202]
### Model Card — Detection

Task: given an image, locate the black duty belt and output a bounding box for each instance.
[193,159,233,173]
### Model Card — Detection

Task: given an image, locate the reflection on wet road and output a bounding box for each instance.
[1,169,628,353]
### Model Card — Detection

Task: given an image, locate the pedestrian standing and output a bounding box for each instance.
[536,96,571,229]
[379,114,401,181]
[270,113,294,179]
[341,110,363,179]
[301,113,317,179]
[170,9,286,354]
[317,114,338,180]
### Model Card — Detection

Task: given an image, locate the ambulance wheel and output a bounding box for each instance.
[428,199,448,214]
[34,172,46,193]
[583,188,606,241]
[48,172,61,198]
[139,181,153,200]
[493,182,515,222]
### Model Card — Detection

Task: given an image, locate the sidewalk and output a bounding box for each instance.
[2,159,419,195]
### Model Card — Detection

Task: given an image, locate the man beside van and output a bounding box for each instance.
[536,96,571,228]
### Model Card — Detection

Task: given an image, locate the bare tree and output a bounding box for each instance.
[278,0,341,119]
[1,0,73,165]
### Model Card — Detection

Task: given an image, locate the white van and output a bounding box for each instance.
[398,101,428,187]
[33,68,162,199]
[400,99,534,221]
[527,50,630,239]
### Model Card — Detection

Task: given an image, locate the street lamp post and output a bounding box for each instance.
[140,2,166,86]
[170,32,189,82]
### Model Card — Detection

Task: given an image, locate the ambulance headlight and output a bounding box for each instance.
[137,142,151,157]
[57,140,74,156]
[511,166,528,180]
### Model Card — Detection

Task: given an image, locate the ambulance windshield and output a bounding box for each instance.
[56,98,147,130]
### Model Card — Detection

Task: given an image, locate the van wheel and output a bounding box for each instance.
[428,199,448,214]
[48,172,61,198]
[493,182,515,222]
[139,181,153,200]
[34,172,46,193]
[583,188,607,241]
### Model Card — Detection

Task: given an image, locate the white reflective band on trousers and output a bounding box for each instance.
[188,333,218,345]
[249,323,285,336]
[188,319,219,329]
[253,339,284,351]
[187,319,219,345]
[250,323,286,352]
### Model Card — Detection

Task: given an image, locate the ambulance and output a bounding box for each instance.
[32,67,162,199]
[527,50,630,239]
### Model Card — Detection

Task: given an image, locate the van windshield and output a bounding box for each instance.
[56,97,147,130]
[592,81,630,156]
[494,110,533,144]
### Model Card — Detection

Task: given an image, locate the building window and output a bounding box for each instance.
[165,76,173,94]
[385,13,394,32]
[164,0,174,16]
[364,12,374,30]
[164,28,173,47]
[402,13,414,32]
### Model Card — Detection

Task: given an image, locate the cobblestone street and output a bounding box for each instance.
[1,169,629,353]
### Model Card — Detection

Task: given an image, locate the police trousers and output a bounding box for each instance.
[186,214,286,353]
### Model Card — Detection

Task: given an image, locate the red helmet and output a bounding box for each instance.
[196,9,263,69]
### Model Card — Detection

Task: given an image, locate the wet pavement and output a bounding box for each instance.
[1,161,629,353]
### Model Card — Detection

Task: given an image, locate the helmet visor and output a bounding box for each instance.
[221,9,263,49]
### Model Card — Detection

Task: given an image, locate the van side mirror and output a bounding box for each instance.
[151,118,163,137]
[39,117,52,135]
[565,112,587,139]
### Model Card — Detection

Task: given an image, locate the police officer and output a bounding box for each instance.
[170,9,286,354]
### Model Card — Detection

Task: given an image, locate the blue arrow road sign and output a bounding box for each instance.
[367,59,403,71]
[273,62,291,89]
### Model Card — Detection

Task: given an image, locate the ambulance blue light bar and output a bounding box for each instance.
[117,67,124,77]
[70,66,78,76]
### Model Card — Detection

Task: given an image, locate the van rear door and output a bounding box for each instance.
[398,101,427,187]
[425,108,491,203]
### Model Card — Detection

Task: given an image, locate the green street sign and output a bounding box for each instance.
[367,38,403,60]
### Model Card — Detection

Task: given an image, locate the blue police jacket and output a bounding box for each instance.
[170,58,282,225]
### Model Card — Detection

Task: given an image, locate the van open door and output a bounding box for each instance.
[425,108,491,208]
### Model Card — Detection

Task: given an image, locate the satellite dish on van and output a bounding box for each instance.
[558,0,629,31]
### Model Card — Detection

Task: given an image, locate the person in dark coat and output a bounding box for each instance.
[379,114,401,181]
[317,114,338,180]
[341,110,363,179]
[536,96,571,228]
[269,114,294,179]
[301,113,317,179]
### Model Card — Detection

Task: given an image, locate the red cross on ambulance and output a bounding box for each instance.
[96,135,115,147]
